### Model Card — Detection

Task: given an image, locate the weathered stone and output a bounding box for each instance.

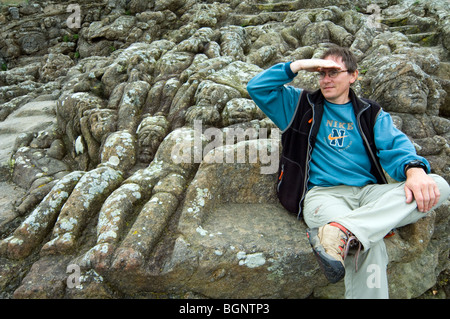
[96,183,145,246]
[206,61,263,98]
[221,98,264,126]
[12,255,73,299]
[136,115,170,163]
[100,130,137,172]
[20,32,47,55]
[0,0,449,300]
[116,81,150,132]
[40,166,123,255]
[0,171,84,260]
[39,53,75,82]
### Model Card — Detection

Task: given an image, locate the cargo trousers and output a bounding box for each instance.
[302,174,450,299]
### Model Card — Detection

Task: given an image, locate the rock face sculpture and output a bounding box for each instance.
[0,0,449,299]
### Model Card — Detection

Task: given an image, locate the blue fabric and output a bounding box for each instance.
[308,100,377,188]
[247,62,301,131]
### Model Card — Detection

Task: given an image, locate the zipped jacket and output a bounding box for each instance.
[277,88,387,217]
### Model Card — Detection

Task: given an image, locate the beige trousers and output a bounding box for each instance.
[303,174,450,299]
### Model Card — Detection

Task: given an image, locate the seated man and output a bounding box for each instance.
[247,46,450,299]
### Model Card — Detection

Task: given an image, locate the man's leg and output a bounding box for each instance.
[304,175,449,241]
[303,185,389,296]
[303,174,449,297]
[344,240,389,299]
[303,185,358,229]
[303,185,360,284]
[333,174,450,250]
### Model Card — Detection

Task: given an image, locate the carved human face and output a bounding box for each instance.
[385,76,428,114]
[319,55,358,104]
[89,110,117,142]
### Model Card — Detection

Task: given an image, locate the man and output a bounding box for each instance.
[247,46,450,298]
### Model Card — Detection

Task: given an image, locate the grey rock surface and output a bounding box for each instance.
[0,0,449,299]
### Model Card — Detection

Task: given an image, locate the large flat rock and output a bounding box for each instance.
[168,202,321,298]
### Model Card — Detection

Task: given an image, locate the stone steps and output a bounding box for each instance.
[406,31,439,46]
[0,100,56,181]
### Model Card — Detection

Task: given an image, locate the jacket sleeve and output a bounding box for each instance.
[374,110,431,181]
[247,62,302,132]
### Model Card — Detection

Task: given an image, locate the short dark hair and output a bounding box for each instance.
[321,46,358,73]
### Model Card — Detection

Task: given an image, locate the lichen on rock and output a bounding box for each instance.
[0,0,449,299]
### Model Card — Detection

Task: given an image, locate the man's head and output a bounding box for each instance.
[318,46,359,104]
[321,46,358,73]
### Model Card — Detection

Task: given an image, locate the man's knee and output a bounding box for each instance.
[430,174,450,206]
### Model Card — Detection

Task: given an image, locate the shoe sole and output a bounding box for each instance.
[306,228,345,284]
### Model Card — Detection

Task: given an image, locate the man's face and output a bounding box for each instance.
[319,55,358,104]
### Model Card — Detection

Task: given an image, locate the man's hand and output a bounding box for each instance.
[290,59,342,74]
[404,168,440,212]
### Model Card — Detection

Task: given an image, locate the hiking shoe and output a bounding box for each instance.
[306,222,361,283]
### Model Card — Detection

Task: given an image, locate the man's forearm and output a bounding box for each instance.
[289,60,305,74]
[289,59,342,74]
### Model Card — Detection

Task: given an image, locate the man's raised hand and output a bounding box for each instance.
[290,59,343,73]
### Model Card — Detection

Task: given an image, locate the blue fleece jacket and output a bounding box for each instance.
[247,62,430,185]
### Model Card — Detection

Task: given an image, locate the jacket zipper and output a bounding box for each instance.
[356,103,388,184]
[277,163,284,192]
[297,94,316,219]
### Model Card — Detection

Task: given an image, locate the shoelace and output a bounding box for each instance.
[329,222,362,272]
[343,235,362,272]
